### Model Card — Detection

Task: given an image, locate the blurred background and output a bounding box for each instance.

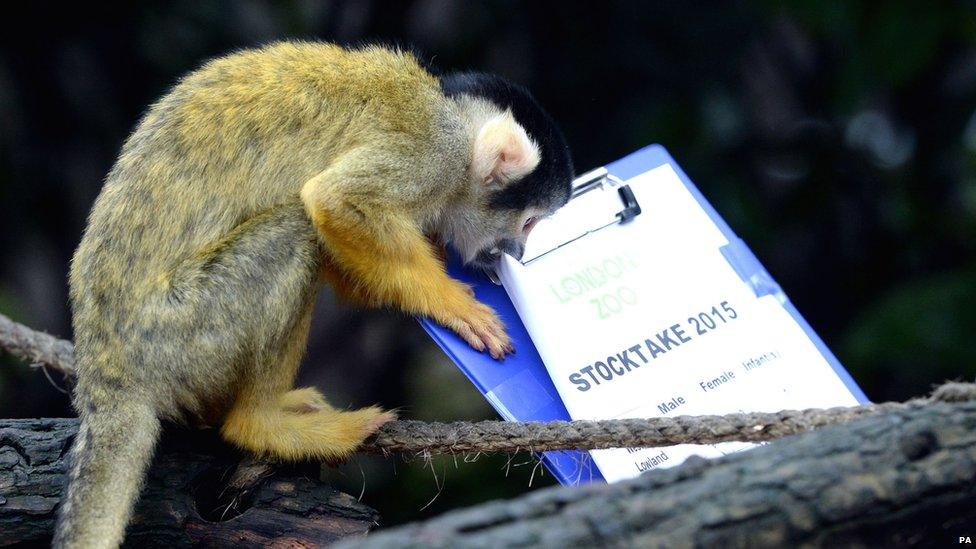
[2,0,976,526]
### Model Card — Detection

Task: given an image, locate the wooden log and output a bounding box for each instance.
[0,419,378,547]
[339,401,976,548]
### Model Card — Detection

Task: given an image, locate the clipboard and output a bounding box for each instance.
[420,144,868,485]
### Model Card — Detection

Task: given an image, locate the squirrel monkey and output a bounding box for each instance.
[54,42,573,548]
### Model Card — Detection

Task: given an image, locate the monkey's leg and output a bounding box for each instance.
[300,162,513,359]
[220,325,393,463]
[165,203,394,461]
[279,386,331,413]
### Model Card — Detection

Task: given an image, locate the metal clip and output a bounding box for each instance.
[515,171,643,267]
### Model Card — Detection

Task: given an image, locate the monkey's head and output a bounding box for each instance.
[439,72,573,271]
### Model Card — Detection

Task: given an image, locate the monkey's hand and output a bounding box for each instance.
[439,295,513,359]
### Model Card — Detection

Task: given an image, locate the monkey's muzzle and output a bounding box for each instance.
[471,238,525,270]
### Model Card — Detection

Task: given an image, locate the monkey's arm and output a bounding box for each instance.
[300,153,512,359]
[318,255,380,306]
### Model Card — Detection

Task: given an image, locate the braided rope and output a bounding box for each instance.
[363,384,974,453]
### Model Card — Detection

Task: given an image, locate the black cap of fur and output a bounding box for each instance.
[440,72,574,211]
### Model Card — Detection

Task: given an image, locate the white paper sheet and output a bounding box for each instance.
[498,164,861,483]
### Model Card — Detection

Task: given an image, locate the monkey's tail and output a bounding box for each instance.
[53,396,161,549]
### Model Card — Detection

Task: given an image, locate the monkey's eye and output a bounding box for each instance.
[523,216,539,234]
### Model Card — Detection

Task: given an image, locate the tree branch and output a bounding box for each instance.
[0,419,378,547]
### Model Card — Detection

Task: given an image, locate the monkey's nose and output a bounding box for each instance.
[498,239,525,261]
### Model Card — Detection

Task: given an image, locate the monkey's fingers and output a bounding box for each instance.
[462,324,509,359]
[483,321,514,358]
[323,409,396,468]
[469,305,513,360]
[366,409,398,434]
[485,317,514,353]
[488,315,515,355]
[455,323,488,353]
[448,310,510,360]
[473,324,508,360]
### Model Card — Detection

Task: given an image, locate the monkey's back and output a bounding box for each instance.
[69,42,459,397]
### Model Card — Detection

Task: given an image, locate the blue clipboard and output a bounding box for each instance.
[419,144,868,486]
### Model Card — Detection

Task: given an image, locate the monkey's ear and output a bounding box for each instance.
[472,110,541,185]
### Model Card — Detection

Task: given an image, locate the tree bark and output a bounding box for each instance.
[0,419,378,547]
[339,401,976,548]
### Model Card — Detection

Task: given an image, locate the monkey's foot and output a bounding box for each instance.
[222,404,397,462]
[365,408,398,435]
[280,387,331,414]
[448,301,514,360]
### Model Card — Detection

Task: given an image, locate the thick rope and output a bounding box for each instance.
[362,385,976,453]
[3,311,973,454]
